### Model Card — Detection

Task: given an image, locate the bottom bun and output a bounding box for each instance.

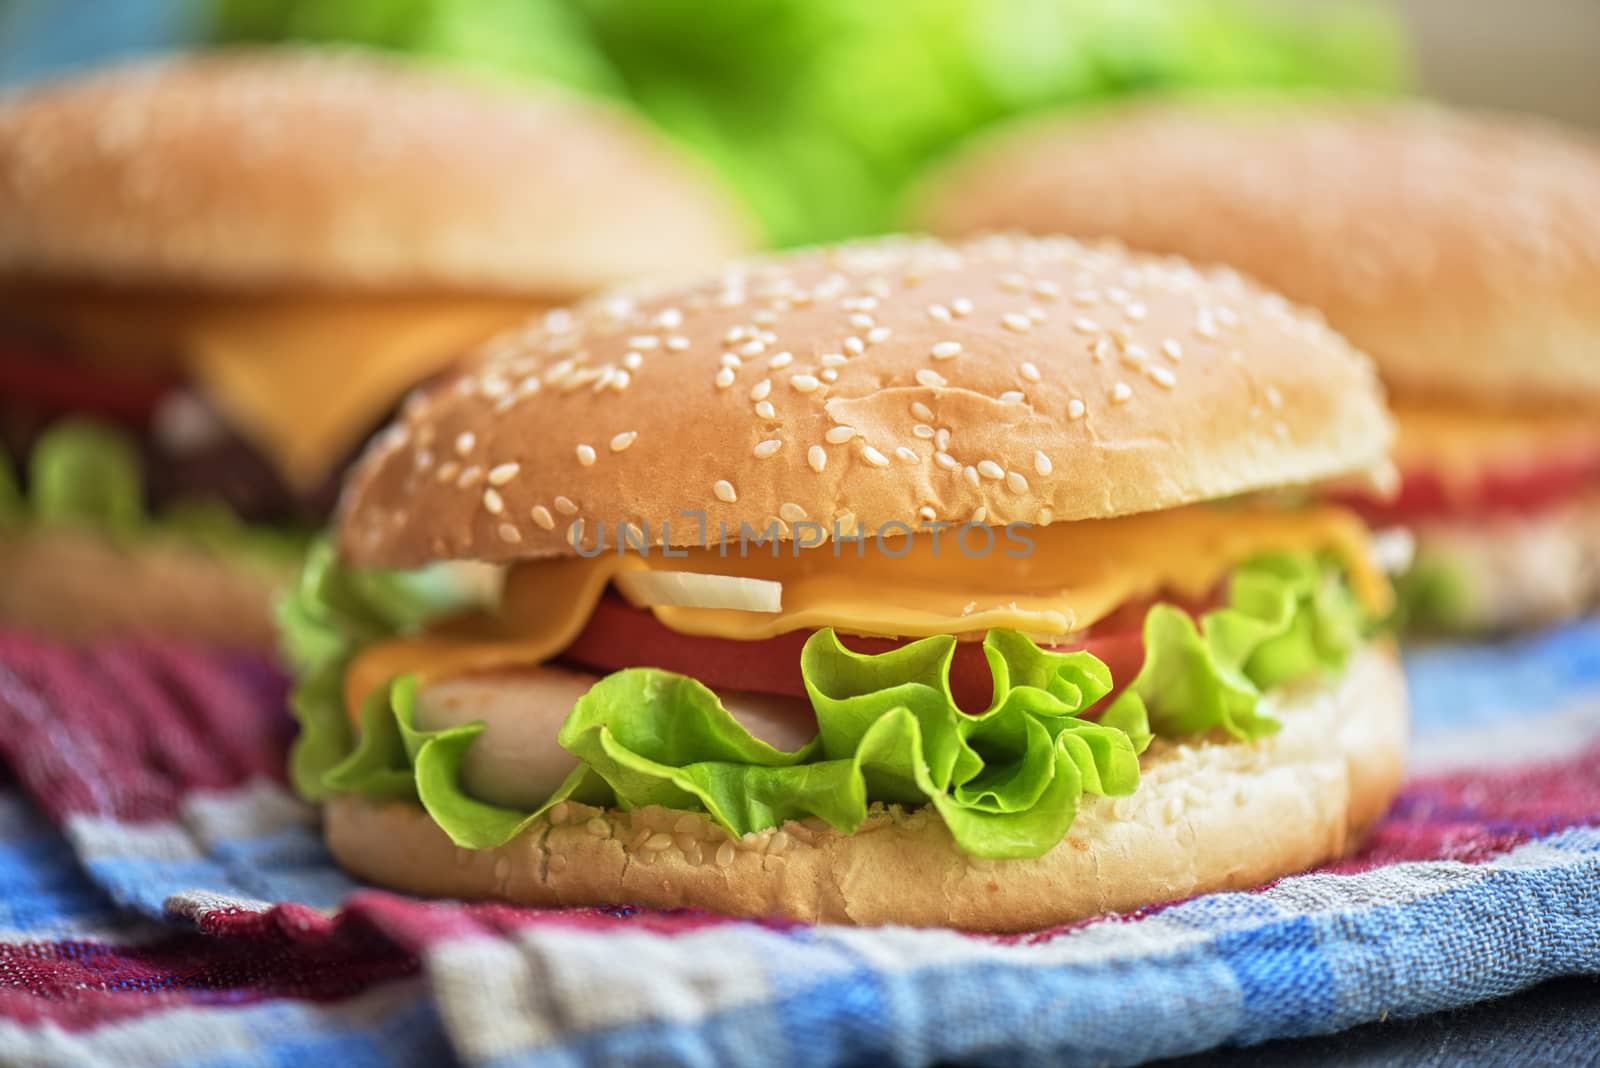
[1411,488,1600,632]
[326,642,1407,931]
[0,526,291,651]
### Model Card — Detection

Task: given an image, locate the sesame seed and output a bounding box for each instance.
[576,444,597,466]
[530,505,555,530]
[916,369,947,388]
[791,374,821,393]
[436,461,460,483]
[1120,345,1150,367]
[497,523,522,544]
[1033,280,1061,300]
[963,465,981,488]
[610,431,638,453]
[754,439,783,459]
[808,445,827,472]
[1111,382,1133,404]
[714,367,735,389]
[1266,385,1284,409]
[458,466,482,488]
[928,303,952,322]
[554,495,578,515]
[934,451,959,471]
[455,431,475,456]
[739,339,765,358]
[622,352,643,371]
[482,488,505,514]
[655,309,683,329]
[666,336,690,351]
[935,427,951,450]
[849,313,874,330]
[1195,318,1219,341]
[1067,398,1087,420]
[1036,507,1054,525]
[1019,361,1042,383]
[861,445,890,468]
[1005,471,1029,494]
[825,426,857,445]
[779,502,807,522]
[998,390,1025,405]
[844,336,865,355]
[1033,450,1053,477]
[919,505,937,521]
[931,341,962,360]
[1125,302,1148,322]
[713,479,738,503]
[912,423,935,439]
[1146,366,1178,389]
[751,378,772,401]
[1002,313,1032,333]
[755,400,777,420]
[1092,337,1114,363]
[768,351,794,370]
[867,326,892,344]
[1027,306,1047,323]
[910,401,935,422]
[1000,272,1027,292]
[488,462,520,485]
[972,506,988,524]
[895,446,920,464]
[1072,289,1100,306]
[951,298,973,317]
[821,368,839,383]
[629,335,659,349]
[1162,339,1183,362]
[1073,317,1101,334]
[977,460,1004,481]
[720,353,742,369]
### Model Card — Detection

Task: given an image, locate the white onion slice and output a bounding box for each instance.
[1370,527,1416,576]
[614,569,783,613]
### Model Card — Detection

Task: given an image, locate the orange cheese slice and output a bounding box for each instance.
[344,504,1387,714]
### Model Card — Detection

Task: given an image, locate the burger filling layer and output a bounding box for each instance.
[284,505,1390,859]
[1330,400,1600,628]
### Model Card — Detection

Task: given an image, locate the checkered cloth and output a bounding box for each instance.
[0,623,1597,1067]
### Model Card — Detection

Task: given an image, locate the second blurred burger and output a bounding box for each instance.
[0,48,752,648]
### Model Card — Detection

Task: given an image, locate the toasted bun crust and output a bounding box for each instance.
[325,642,1406,931]
[0,527,290,651]
[337,235,1393,568]
[917,101,1600,409]
[1410,487,1600,631]
[0,50,753,294]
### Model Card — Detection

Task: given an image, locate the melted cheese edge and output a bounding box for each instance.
[6,293,540,490]
[1394,399,1600,492]
[344,504,1388,716]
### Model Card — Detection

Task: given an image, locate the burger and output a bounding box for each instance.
[916,101,1600,631]
[284,235,1406,930]
[0,49,752,648]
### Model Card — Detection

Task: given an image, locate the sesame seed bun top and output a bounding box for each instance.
[0,49,754,295]
[915,100,1600,411]
[336,235,1392,568]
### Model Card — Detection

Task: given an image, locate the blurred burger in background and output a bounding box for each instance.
[0,49,752,648]
[917,101,1600,631]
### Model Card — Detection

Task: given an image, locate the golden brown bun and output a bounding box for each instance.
[337,235,1393,568]
[0,526,291,651]
[325,642,1406,931]
[0,49,753,295]
[916,100,1600,410]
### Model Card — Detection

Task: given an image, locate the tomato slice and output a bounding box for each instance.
[0,341,173,423]
[558,590,1215,715]
[1333,446,1600,526]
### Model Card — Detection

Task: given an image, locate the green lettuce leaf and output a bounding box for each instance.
[1108,553,1365,739]
[277,538,494,799]
[2,419,312,566]
[284,547,1374,858]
